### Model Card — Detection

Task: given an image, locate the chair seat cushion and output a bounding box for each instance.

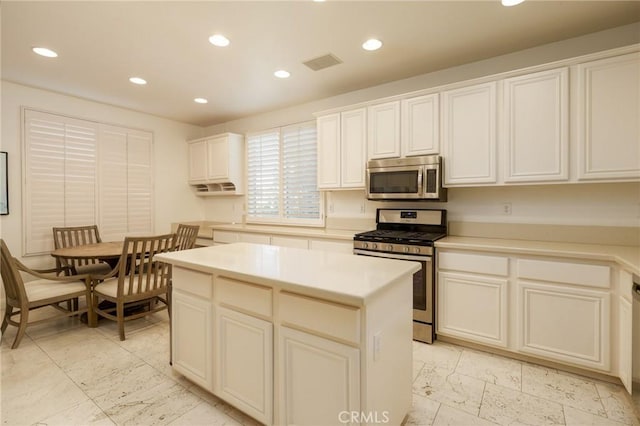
[25,279,87,303]
[93,277,166,299]
[75,262,112,276]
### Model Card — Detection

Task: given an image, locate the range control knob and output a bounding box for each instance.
[371,243,378,250]
[414,247,421,254]
[362,242,368,249]
[386,244,393,251]
[403,246,410,253]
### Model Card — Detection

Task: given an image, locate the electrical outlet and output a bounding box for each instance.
[502,203,512,215]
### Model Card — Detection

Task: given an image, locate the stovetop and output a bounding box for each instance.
[354,229,446,245]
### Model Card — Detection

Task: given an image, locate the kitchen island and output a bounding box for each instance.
[156,243,419,426]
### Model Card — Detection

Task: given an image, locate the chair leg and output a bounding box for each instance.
[12,309,28,349]
[1,305,13,333]
[117,302,125,341]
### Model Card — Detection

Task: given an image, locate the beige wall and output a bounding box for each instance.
[0,81,204,268]
[201,23,640,230]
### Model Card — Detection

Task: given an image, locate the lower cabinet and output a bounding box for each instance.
[516,280,610,371]
[215,306,273,425]
[438,271,508,348]
[172,290,213,391]
[278,326,360,426]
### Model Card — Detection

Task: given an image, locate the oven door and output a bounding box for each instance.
[366,166,423,200]
[353,249,433,324]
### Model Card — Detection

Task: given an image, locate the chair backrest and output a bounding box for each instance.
[52,225,103,269]
[0,239,28,309]
[115,234,177,298]
[175,224,200,251]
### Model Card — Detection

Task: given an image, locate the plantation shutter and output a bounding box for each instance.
[24,110,97,254]
[246,121,322,225]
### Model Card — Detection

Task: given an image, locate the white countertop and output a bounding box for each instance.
[157,242,420,305]
[210,223,358,241]
[436,236,640,276]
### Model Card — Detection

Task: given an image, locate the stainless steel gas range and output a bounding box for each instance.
[353,208,447,344]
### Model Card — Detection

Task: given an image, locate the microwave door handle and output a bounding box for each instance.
[417,168,424,197]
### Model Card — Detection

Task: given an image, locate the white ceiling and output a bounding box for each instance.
[2,1,640,127]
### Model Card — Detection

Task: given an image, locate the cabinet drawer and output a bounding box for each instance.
[280,292,360,345]
[238,233,271,245]
[173,267,213,299]
[217,277,273,318]
[271,236,309,249]
[439,251,508,276]
[517,259,610,288]
[213,231,239,244]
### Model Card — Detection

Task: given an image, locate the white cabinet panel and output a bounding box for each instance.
[215,307,273,425]
[238,233,271,245]
[618,295,633,394]
[188,140,208,182]
[577,52,640,181]
[341,108,367,188]
[172,290,213,391]
[206,136,229,180]
[279,326,360,426]
[439,251,508,276]
[438,272,508,347]
[503,68,569,183]
[217,277,273,318]
[317,113,341,189]
[401,93,439,156]
[517,281,610,371]
[187,133,244,193]
[271,236,309,249]
[308,239,353,254]
[368,101,401,159]
[517,258,610,289]
[442,82,497,185]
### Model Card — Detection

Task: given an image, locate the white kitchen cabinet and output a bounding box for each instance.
[577,52,640,181]
[368,101,401,159]
[238,233,271,245]
[278,326,360,426]
[187,133,245,194]
[437,250,509,348]
[401,93,439,156]
[516,257,611,371]
[503,68,569,183]
[215,306,273,425]
[442,82,497,185]
[172,289,214,391]
[317,108,366,189]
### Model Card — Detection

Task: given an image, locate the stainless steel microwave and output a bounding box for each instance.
[366,155,447,201]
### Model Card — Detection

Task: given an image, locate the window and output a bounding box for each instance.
[23,109,153,255]
[247,121,322,226]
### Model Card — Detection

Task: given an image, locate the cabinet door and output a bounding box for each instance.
[618,295,633,394]
[188,140,208,183]
[206,136,230,180]
[442,82,497,185]
[577,53,640,180]
[437,271,508,348]
[517,281,610,371]
[172,290,213,391]
[215,306,273,425]
[368,101,400,159]
[278,326,360,426]
[341,108,367,188]
[401,93,439,156]
[503,68,569,183]
[317,113,341,189]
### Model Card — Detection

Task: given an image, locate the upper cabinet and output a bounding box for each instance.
[368,101,401,159]
[317,108,366,190]
[577,52,640,181]
[503,68,569,183]
[401,93,440,157]
[442,82,497,186]
[188,133,244,195]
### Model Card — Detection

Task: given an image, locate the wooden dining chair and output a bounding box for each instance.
[52,225,112,276]
[175,224,200,251]
[0,239,92,349]
[91,234,177,341]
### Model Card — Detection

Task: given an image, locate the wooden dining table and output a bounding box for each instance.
[50,241,125,266]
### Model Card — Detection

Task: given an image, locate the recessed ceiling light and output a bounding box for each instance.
[362,39,383,51]
[209,34,230,47]
[274,70,290,79]
[129,77,147,85]
[194,98,208,104]
[501,0,525,6]
[32,47,58,58]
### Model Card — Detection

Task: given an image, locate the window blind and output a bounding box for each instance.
[23,109,153,255]
[247,121,322,226]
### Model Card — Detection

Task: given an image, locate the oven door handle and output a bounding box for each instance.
[354,249,431,262]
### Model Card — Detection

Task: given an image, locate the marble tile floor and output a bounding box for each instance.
[1,307,639,426]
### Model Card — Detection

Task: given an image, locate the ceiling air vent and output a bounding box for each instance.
[303,53,343,71]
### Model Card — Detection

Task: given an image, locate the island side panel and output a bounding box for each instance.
[362,272,413,426]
